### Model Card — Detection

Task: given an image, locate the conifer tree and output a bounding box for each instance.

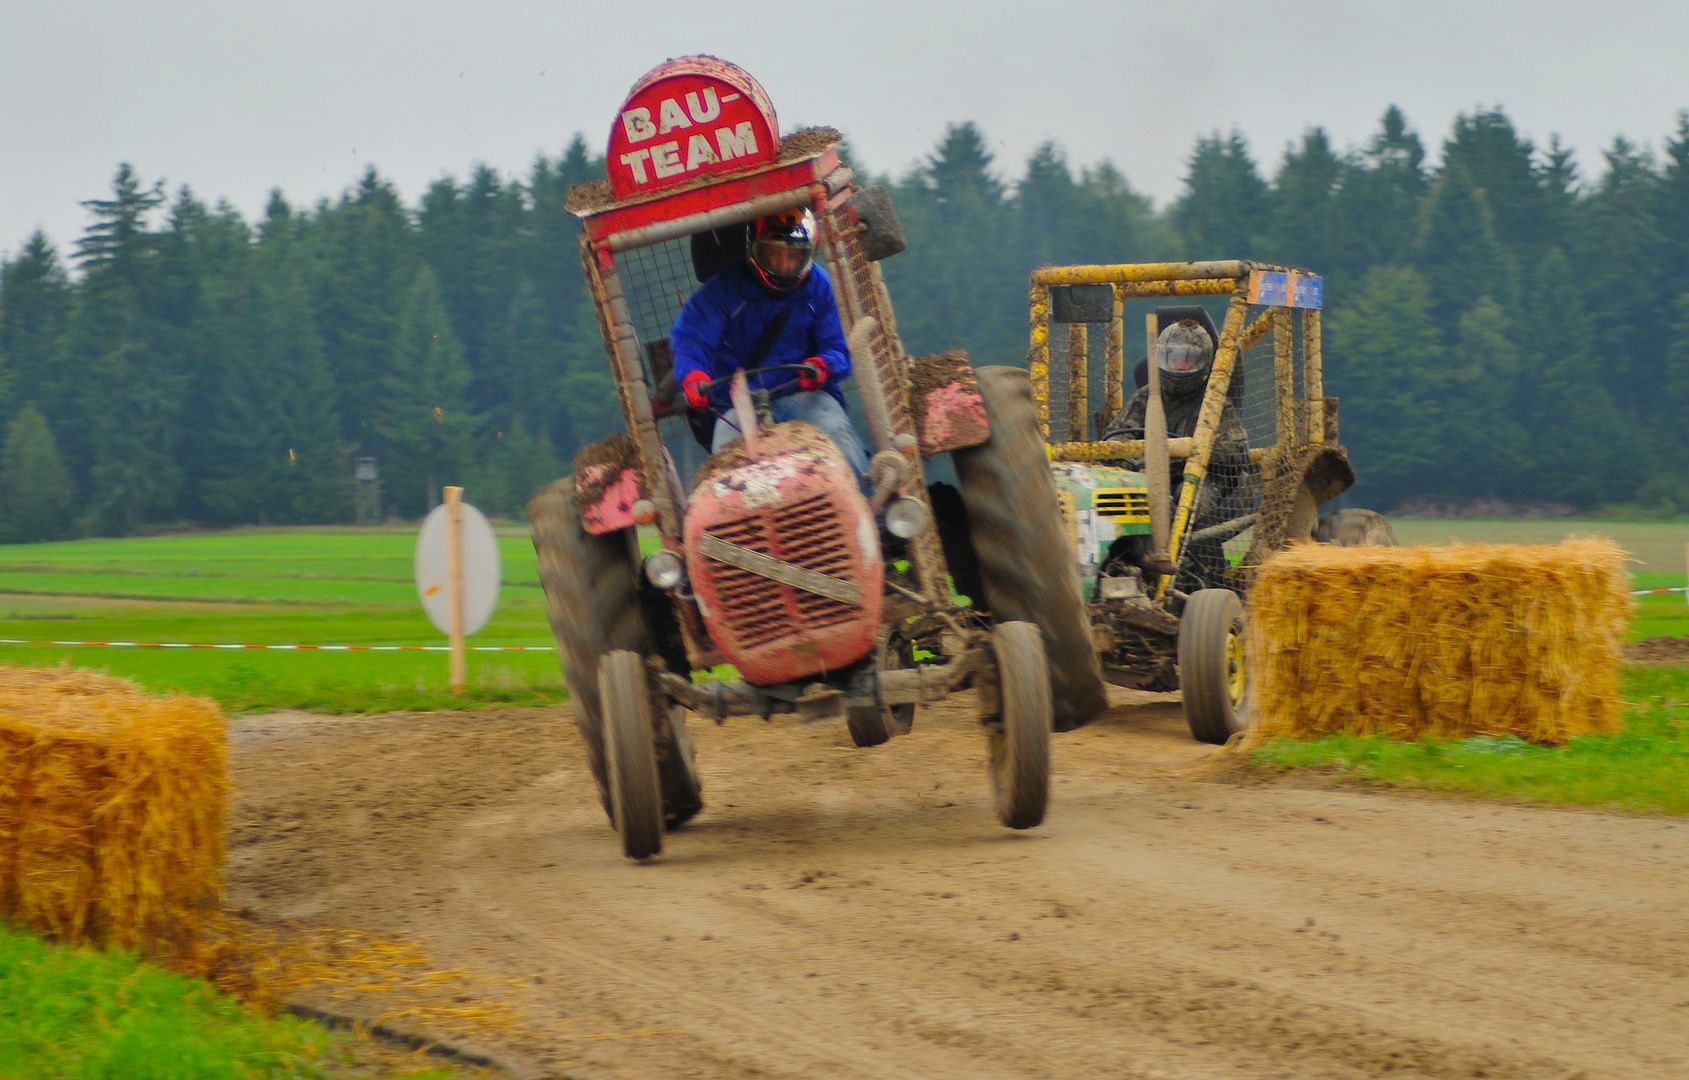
[1515,248,1635,504]
[1415,164,1512,325]
[1660,115,1689,295]
[0,233,71,429]
[65,165,183,531]
[308,168,417,448]
[1440,110,1547,254]
[0,404,74,542]
[1266,128,1341,273]
[1173,131,1270,257]
[1583,137,1664,422]
[883,123,1021,363]
[1330,107,1427,282]
[1323,266,1446,503]
[201,199,345,523]
[377,266,473,516]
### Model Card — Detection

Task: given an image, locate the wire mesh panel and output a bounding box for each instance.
[611,238,714,480]
[1208,306,1303,571]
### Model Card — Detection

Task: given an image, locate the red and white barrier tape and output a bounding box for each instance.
[1632,587,1689,596]
[0,639,553,652]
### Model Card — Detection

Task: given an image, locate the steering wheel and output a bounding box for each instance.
[695,363,820,414]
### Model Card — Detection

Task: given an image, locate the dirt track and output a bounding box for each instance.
[228,691,1689,1080]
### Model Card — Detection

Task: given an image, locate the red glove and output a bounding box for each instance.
[798,356,829,391]
[683,370,712,410]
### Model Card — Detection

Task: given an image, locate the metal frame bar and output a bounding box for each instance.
[1273,307,1296,460]
[1105,290,1125,419]
[1303,309,1324,444]
[1067,323,1089,441]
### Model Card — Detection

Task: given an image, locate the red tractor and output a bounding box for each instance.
[530,57,1105,859]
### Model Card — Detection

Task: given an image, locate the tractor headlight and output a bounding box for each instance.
[884,497,928,539]
[643,550,686,590]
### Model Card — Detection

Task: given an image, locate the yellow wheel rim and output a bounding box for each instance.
[1225,620,1246,709]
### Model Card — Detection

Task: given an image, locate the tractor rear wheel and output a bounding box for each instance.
[989,621,1053,829]
[953,366,1107,732]
[1179,588,1249,744]
[599,650,664,859]
[529,477,703,828]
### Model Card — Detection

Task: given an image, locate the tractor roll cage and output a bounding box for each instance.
[570,132,952,674]
[1028,260,1327,573]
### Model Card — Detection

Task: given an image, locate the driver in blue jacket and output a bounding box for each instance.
[671,209,871,475]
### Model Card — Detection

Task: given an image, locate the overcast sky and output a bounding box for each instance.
[4,1,1688,263]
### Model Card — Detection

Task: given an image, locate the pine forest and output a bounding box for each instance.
[3,105,1689,539]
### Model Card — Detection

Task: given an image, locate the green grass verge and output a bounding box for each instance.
[0,921,481,1079]
[0,921,331,1079]
[1252,666,1689,814]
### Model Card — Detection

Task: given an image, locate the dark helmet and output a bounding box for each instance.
[747,208,816,293]
[1156,318,1214,395]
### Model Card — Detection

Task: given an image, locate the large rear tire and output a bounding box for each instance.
[529,477,703,828]
[953,367,1107,732]
[1179,588,1249,745]
[599,650,664,859]
[989,621,1053,829]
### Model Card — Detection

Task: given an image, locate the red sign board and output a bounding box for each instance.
[607,56,779,201]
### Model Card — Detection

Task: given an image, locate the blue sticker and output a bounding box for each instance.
[1249,270,1323,310]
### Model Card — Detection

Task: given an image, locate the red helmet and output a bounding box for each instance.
[747,209,816,293]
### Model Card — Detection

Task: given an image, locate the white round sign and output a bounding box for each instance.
[415,500,501,636]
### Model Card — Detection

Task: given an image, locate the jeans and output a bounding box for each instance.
[710,391,872,476]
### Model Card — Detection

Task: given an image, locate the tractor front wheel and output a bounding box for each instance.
[988,621,1053,829]
[599,650,665,860]
[1179,588,1249,745]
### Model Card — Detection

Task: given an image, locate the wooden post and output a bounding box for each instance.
[1684,540,1688,612]
[1144,314,1170,556]
[444,485,465,693]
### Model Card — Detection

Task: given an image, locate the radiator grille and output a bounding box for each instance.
[706,495,861,648]
[1095,488,1151,520]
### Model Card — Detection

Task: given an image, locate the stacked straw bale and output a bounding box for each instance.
[1248,539,1630,744]
[0,665,226,956]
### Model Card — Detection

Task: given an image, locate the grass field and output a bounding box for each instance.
[0,519,1683,713]
[0,529,565,712]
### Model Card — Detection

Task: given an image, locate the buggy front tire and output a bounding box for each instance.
[989,621,1053,829]
[599,650,664,860]
[1179,589,1249,745]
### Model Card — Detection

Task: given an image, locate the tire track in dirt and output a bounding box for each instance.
[228,692,1689,1079]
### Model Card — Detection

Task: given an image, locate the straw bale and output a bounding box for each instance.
[0,664,226,956]
[1247,539,1630,744]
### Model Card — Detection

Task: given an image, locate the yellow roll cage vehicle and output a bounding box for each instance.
[1027,260,1391,742]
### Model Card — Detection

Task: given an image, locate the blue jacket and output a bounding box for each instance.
[670,261,852,406]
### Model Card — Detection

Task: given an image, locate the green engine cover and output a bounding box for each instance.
[1048,462,1152,586]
